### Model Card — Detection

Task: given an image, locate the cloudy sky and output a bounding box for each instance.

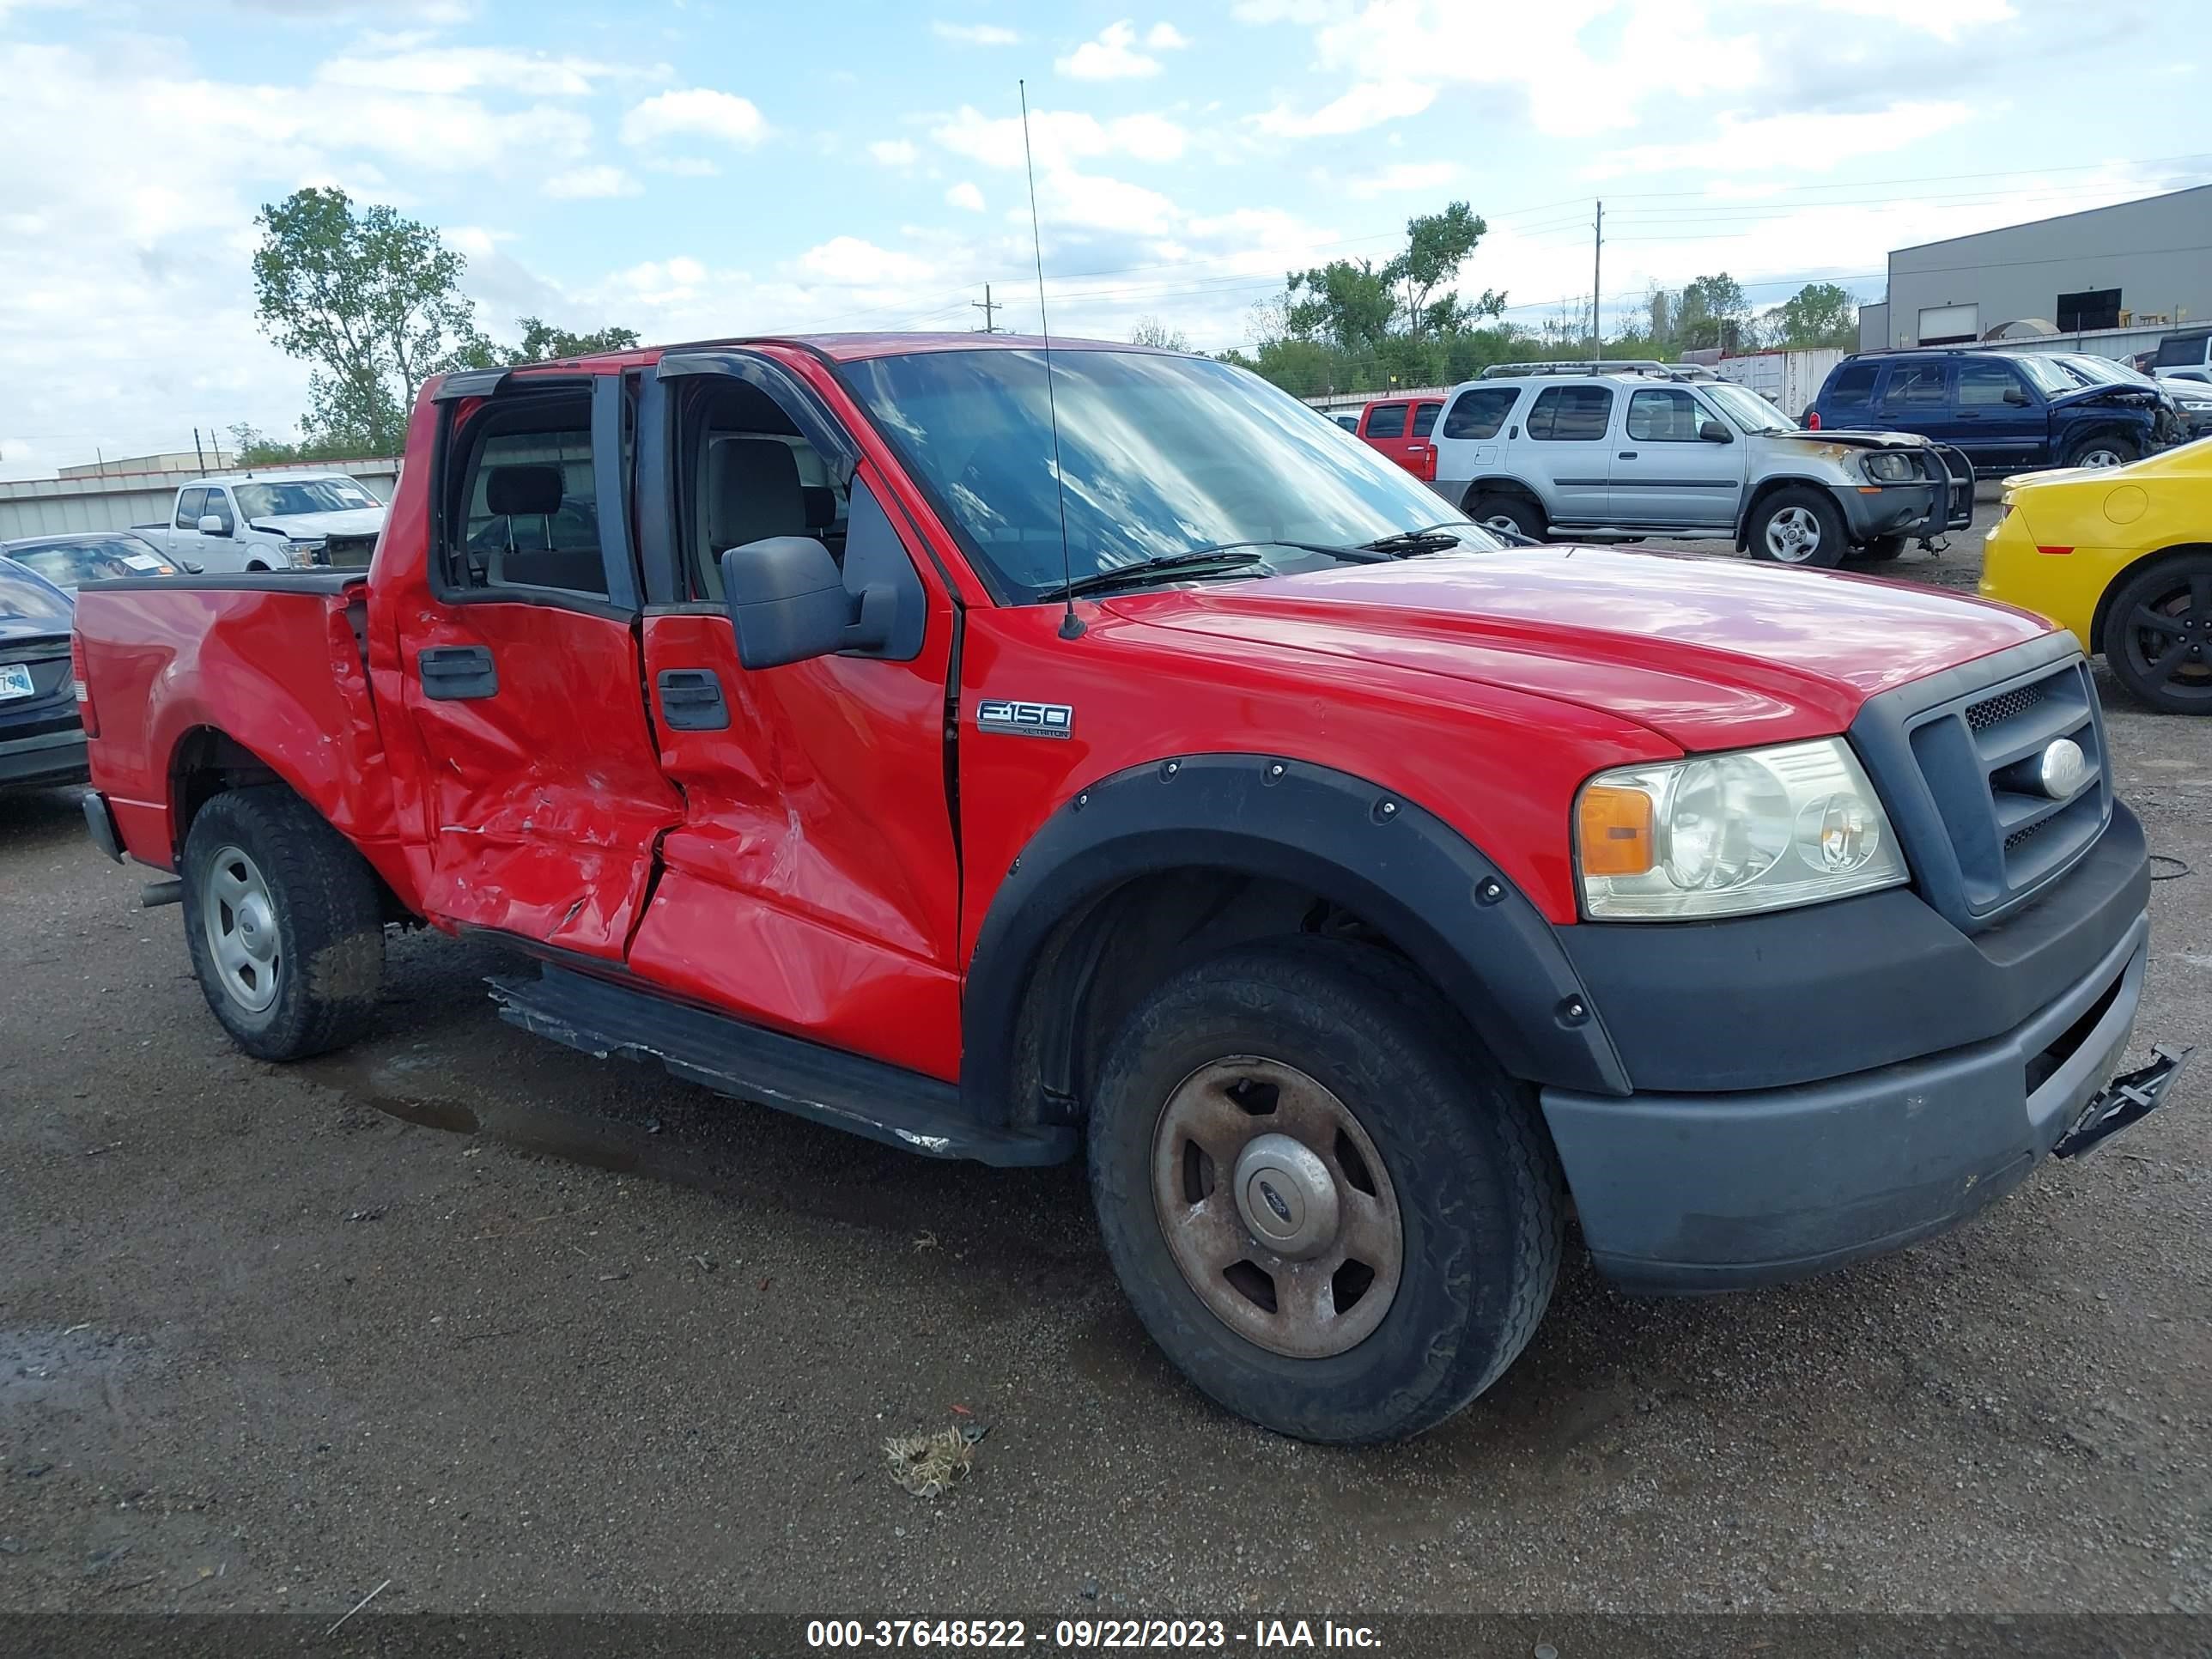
[1,0,2203,477]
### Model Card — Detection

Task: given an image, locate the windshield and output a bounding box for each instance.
[2011,356,2078,396]
[233,478,381,520]
[2061,356,2130,386]
[1701,381,1794,434]
[7,538,167,589]
[0,559,74,624]
[839,348,1498,600]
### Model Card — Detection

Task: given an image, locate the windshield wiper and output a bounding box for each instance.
[1360,522,1473,556]
[1061,546,1274,598]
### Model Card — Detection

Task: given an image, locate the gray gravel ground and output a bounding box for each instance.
[1,520,2206,1626]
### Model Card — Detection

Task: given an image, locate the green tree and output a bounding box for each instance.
[1760,282,1857,349]
[515,316,643,362]
[1391,201,1504,337]
[1127,315,1191,351]
[251,187,495,453]
[1284,258,1399,351]
[1674,273,1749,351]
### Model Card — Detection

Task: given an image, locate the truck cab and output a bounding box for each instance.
[132,471,386,574]
[71,334,2179,1446]
[1354,396,1443,480]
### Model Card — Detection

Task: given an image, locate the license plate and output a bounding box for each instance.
[0,664,33,702]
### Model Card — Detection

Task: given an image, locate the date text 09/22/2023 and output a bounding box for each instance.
[805,1619,1383,1650]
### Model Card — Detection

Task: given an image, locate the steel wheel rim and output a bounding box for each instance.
[202,843,282,1013]
[2080,447,2125,469]
[1765,506,1822,562]
[1150,1055,1402,1359]
[1482,511,1524,537]
[2124,573,2212,699]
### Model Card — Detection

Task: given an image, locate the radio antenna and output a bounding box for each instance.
[1019,77,1083,641]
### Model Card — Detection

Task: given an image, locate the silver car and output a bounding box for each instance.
[1430,363,1973,567]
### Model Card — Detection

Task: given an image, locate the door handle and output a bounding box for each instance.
[417,644,497,701]
[1956,410,1981,419]
[1618,451,1638,459]
[656,667,729,732]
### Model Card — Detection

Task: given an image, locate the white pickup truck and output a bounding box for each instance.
[131,472,386,574]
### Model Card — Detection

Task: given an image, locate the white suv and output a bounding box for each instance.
[1430,362,1972,566]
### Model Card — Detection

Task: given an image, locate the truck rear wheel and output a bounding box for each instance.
[180,787,386,1060]
[1466,491,1545,543]
[1086,938,1564,1443]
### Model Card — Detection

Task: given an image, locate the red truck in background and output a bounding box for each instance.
[1354,394,1443,482]
[73,333,2180,1444]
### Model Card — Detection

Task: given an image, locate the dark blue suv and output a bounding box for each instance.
[1806,349,2181,477]
[0,556,86,791]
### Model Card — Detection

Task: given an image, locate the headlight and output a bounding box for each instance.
[1858,450,1918,483]
[283,539,323,568]
[1575,738,1908,921]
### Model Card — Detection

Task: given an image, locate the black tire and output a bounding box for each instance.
[1748,485,1849,568]
[1466,490,1546,543]
[180,786,386,1060]
[1087,937,1565,1444]
[1852,535,1909,563]
[2063,434,2138,471]
[2104,554,2212,714]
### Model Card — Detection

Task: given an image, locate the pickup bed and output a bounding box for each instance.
[74,333,2183,1444]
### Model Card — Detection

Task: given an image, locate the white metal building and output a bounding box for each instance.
[0,456,400,541]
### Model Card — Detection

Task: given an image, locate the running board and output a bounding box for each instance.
[488,965,1076,1167]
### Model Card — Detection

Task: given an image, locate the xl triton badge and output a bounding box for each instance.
[976,699,1073,739]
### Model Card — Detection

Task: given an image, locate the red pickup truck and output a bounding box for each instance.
[74,334,2179,1444]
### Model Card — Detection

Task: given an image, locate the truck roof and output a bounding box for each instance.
[490,331,1175,375]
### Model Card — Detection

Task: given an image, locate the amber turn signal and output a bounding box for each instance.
[1577,784,1655,877]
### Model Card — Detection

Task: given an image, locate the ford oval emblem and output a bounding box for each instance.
[1259,1181,1294,1224]
[2038,738,2088,800]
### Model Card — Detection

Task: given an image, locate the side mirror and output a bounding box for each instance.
[721,537,898,670]
[1698,419,1734,443]
[2003,386,2030,406]
[198,514,228,536]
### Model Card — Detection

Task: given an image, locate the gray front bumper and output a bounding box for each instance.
[1540,910,2148,1292]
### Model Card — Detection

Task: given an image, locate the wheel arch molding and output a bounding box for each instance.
[958,754,1630,1129]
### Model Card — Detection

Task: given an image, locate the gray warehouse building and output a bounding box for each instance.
[1859,183,2212,351]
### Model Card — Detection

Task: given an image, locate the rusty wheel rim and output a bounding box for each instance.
[1149,1056,1402,1359]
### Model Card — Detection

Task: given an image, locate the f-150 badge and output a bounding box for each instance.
[976,699,1073,739]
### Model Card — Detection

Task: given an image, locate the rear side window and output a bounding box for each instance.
[1364,403,1407,439]
[441,394,606,597]
[1410,402,1441,439]
[1825,363,1878,409]
[1441,386,1517,440]
[2154,335,2208,368]
[174,488,206,529]
[1880,363,1948,412]
[1526,385,1613,441]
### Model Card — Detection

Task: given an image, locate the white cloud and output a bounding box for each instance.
[1057,21,1164,80]
[620,88,767,149]
[869,137,919,166]
[945,180,986,211]
[1252,79,1434,137]
[796,236,938,286]
[1038,169,1181,236]
[933,105,1187,169]
[1595,101,1973,177]
[1146,21,1191,47]
[649,155,721,178]
[1809,0,2016,40]
[932,20,1020,45]
[543,164,641,199]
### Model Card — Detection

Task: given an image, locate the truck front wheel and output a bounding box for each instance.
[1087,938,1564,1443]
[180,787,386,1060]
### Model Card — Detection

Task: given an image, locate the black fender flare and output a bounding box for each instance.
[957,753,1630,1127]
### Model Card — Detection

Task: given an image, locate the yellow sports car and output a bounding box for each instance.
[1980,439,2212,711]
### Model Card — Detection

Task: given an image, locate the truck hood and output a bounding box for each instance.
[245,507,386,538]
[1775,426,1932,451]
[2048,383,2165,414]
[1102,548,2047,750]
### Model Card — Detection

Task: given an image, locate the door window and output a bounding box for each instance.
[1879,363,1948,414]
[1410,402,1441,439]
[440,392,607,597]
[1626,387,1708,442]
[1364,403,1407,440]
[1441,386,1517,440]
[1956,360,2028,408]
[1526,385,1613,441]
[677,376,850,602]
[174,488,206,529]
[201,488,235,533]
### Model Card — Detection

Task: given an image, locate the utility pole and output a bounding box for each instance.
[972,283,1002,333]
[193,428,207,471]
[1591,200,1603,362]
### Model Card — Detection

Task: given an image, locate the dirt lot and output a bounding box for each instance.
[2,528,2207,1629]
